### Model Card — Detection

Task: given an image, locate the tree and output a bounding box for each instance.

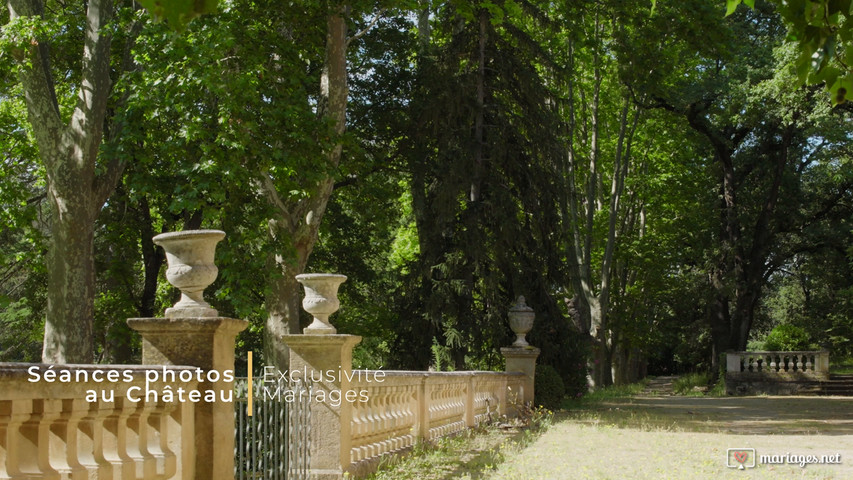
[626,2,853,369]
[384,0,588,395]
[553,0,647,387]
[2,0,145,362]
[262,1,389,368]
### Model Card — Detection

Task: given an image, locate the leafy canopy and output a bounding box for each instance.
[727,0,853,103]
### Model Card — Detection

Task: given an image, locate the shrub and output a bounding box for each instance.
[763,324,812,351]
[534,364,565,410]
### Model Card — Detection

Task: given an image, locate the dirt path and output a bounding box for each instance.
[485,395,853,480]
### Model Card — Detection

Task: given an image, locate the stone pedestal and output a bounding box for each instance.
[501,346,540,405]
[128,316,247,480]
[281,334,362,480]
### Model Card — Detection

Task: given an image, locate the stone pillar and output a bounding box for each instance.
[127,316,247,480]
[502,296,539,406]
[501,347,539,405]
[725,352,742,373]
[281,334,362,480]
[816,350,831,379]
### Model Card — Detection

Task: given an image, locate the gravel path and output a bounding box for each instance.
[485,395,853,480]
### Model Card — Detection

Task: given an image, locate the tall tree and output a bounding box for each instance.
[263,2,387,368]
[554,1,645,387]
[391,0,586,388]
[3,0,140,362]
[626,2,853,368]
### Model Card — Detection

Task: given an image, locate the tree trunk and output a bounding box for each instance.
[264,257,305,368]
[262,3,349,370]
[9,0,121,363]
[42,197,97,362]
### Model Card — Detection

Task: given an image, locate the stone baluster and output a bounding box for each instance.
[124,398,155,479]
[145,399,178,479]
[49,398,91,479]
[30,399,63,478]
[4,399,61,479]
[805,354,814,372]
[796,354,804,372]
[97,398,127,478]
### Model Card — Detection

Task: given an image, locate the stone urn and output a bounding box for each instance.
[153,230,225,317]
[508,296,535,347]
[296,273,347,334]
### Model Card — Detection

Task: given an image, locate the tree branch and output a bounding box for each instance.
[346,9,385,48]
[69,0,113,168]
[7,0,64,151]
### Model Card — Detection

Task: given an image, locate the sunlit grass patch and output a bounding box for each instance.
[830,357,853,374]
[561,379,647,410]
[672,372,710,396]
[364,410,553,480]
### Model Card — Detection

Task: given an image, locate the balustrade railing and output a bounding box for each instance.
[348,370,524,472]
[726,351,830,377]
[0,364,198,480]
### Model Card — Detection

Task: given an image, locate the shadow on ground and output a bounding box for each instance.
[568,395,853,435]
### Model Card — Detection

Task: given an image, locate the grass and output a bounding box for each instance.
[672,372,710,396]
[561,379,647,410]
[363,411,553,480]
[487,420,853,480]
[364,377,853,480]
[830,356,853,374]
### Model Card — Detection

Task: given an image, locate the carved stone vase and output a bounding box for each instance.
[296,273,347,334]
[508,296,535,347]
[153,230,225,317]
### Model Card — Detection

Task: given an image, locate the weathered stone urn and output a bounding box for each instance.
[153,229,225,317]
[508,296,535,347]
[296,273,347,334]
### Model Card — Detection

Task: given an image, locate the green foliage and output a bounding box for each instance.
[763,324,814,351]
[727,0,853,103]
[0,296,42,361]
[831,357,853,373]
[136,0,218,31]
[672,372,711,396]
[534,365,565,410]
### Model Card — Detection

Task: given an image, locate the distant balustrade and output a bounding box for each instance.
[0,364,198,480]
[726,351,829,376]
[725,350,831,395]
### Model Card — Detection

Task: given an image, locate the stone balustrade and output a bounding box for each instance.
[726,351,829,377]
[281,333,536,479]
[0,364,199,480]
[725,350,831,395]
[348,371,523,472]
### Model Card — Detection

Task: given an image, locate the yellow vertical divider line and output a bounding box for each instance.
[248,351,253,417]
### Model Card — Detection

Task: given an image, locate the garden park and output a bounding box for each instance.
[1,0,852,478]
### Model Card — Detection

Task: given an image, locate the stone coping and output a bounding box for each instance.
[127,316,247,333]
[0,363,202,401]
[730,350,828,354]
[0,363,201,381]
[351,369,524,377]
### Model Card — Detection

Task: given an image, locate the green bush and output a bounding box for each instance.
[534,364,565,410]
[763,324,812,351]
